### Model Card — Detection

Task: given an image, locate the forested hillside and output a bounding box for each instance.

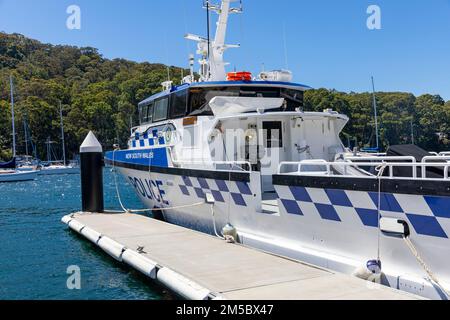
[0,32,449,160]
[304,89,450,152]
[0,32,187,160]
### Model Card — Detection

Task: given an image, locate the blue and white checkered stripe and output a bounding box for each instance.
[276,185,450,239]
[132,130,166,148]
[178,176,253,207]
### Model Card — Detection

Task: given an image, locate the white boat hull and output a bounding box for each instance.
[0,170,38,182]
[114,164,450,300]
[38,166,80,175]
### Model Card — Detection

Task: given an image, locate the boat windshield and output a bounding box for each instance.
[138,85,305,124]
[188,86,304,116]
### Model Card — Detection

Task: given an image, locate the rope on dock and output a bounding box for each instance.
[403,235,450,299]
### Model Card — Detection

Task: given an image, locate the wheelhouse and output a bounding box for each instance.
[138,81,310,125]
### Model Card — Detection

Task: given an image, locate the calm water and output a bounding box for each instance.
[0,169,170,300]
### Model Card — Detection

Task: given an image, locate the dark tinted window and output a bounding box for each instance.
[146,103,153,123]
[189,87,242,116]
[139,104,147,124]
[188,86,301,116]
[263,121,283,148]
[239,86,280,98]
[139,102,153,124]
[170,89,188,118]
[153,98,169,122]
[281,89,304,111]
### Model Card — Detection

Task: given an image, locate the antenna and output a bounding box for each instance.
[189,54,195,82]
[187,1,242,81]
[206,0,211,79]
[371,76,380,151]
[282,22,289,70]
[163,29,172,88]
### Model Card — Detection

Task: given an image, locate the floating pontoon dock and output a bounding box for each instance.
[62,212,421,300]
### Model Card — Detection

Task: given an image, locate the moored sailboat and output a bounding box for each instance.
[0,76,38,182]
[38,102,79,175]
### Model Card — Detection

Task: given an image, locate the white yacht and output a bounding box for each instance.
[105,0,450,300]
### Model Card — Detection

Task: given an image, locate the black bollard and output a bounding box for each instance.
[80,131,104,213]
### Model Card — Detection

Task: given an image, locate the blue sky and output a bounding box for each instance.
[0,0,449,100]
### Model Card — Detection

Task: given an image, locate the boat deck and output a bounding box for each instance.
[62,212,421,300]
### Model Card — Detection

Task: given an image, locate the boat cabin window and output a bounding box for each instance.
[139,105,147,125]
[188,86,304,116]
[139,85,305,124]
[281,89,304,110]
[153,97,169,122]
[139,102,153,124]
[170,89,188,119]
[146,102,154,123]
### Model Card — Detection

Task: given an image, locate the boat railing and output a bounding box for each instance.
[167,147,252,173]
[172,159,252,173]
[278,159,450,180]
[438,152,450,157]
[343,156,417,163]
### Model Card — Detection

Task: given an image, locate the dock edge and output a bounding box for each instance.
[62,213,224,300]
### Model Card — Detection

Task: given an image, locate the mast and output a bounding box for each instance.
[59,101,67,166]
[23,119,29,157]
[9,75,16,158]
[46,137,50,163]
[371,76,380,151]
[185,0,242,82]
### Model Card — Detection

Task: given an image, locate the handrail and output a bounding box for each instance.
[423,155,450,162]
[278,160,329,176]
[344,156,416,163]
[171,157,252,173]
[278,160,450,180]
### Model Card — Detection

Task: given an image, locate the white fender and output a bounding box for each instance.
[157,268,210,300]
[80,226,102,244]
[68,219,85,234]
[122,250,157,279]
[61,215,72,225]
[97,236,125,261]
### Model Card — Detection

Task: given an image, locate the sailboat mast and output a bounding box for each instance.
[23,119,29,157]
[46,137,51,163]
[9,75,16,158]
[371,76,380,151]
[59,101,66,166]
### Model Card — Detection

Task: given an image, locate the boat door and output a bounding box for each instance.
[258,119,286,192]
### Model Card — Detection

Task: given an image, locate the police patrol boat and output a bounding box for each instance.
[105,0,450,299]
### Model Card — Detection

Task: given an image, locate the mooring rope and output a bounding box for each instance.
[403,235,450,299]
[210,204,225,240]
[375,162,387,262]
